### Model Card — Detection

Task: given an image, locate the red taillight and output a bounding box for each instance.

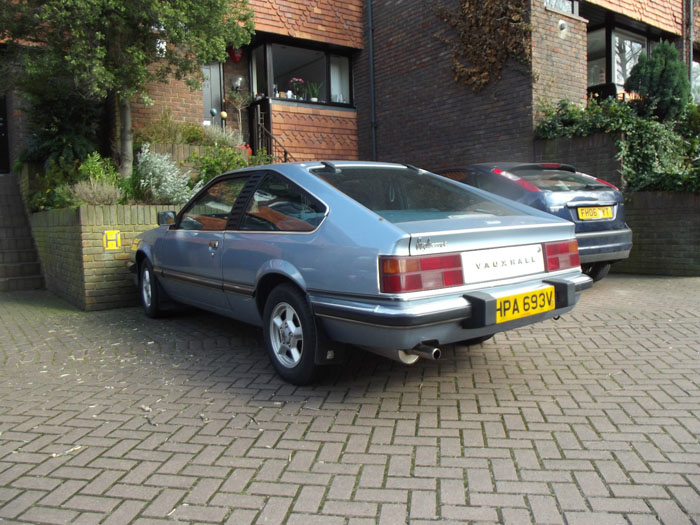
[539,163,562,169]
[544,240,580,271]
[596,177,619,190]
[380,254,464,293]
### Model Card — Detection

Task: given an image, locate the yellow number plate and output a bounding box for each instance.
[577,206,613,220]
[496,286,556,323]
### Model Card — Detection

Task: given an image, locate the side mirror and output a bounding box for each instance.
[157,211,176,226]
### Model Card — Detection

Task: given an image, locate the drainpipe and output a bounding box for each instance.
[690,0,694,81]
[367,0,377,161]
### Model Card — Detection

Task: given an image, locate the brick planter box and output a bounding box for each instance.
[29,205,173,311]
[613,192,700,276]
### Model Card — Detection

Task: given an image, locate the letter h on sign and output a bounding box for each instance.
[103,230,122,250]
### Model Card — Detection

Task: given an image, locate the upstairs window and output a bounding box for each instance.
[545,0,579,15]
[251,43,352,106]
[587,26,652,93]
[614,30,646,87]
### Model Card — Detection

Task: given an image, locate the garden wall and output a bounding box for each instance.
[29,205,173,311]
[613,192,700,276]
[533,133,622,188]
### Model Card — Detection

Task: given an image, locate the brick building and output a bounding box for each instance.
[127,0,697,170]
[130,0,364,162]
[354,0,699,170]
[2,0,698,172]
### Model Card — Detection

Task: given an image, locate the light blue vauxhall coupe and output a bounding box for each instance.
[130,161,592,384]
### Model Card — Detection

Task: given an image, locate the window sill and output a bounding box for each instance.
[269,97,355,110]
[544,6,588,23]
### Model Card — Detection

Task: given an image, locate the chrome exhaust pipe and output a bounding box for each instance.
[360,346,420,365]
[408,343,441,360]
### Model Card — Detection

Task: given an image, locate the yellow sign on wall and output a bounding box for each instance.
[103,230,122,250]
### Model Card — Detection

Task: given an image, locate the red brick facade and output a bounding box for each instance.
[248,0,364,48]
[588,0,683,35]
[270,103,358,161]
[130,0,364,159]
[131,76,203,130]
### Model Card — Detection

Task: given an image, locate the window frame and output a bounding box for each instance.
[250,39,354,108]
[612,28,647,88]
[544,0,579,16]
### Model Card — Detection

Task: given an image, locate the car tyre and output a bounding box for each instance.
[140,260,162,318]
[583,262,611,282]
[263,284,318,385]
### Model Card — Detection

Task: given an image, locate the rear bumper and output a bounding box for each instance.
[576,227,633,264]
[310,272,592,350]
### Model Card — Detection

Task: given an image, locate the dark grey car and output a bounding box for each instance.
[435,163,633,281]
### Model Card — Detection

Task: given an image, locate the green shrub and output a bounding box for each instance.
[78,152,119,184]
[624,40,691,121]
[249,148,275,166]
[133,110,242,147]
[189,145,248,184]
[70,179,123,205]
[617,118,691,191]
[181,123,206,144]
[134,110,186,146]
[202,125,244,148]
[535,98,635,139]
[16,64,103,171]
[536,97,700,192]
[25,157,81,211]
[134,144,202,204]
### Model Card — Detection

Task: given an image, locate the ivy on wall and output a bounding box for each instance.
[435,0,532,92]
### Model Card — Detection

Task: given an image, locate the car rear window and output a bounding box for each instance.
[312,166,518,223]
[512,169,609,192]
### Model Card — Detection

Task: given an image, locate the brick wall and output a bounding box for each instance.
[531,4,588,121]
[270,103,358,160]
[613,192,700,276]
[131,76,204,130]
[355,0,536,170]
[533,133,623,188]
[29,205,173,311]
[249,0,364,48]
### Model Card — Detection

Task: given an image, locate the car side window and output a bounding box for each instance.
[239,173,326,232]
[179,177,247,231]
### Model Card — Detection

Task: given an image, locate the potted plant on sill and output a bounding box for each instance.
[306,82,320,102]
[289,77,304,99]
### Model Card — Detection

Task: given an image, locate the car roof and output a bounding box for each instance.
[439,162,577,173]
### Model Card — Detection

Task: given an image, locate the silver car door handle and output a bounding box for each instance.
[209,240,219,249]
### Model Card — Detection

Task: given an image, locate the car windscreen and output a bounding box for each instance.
[512,169,609,191]
[313,166,519,223]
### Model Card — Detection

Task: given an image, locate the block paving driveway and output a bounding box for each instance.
[0,274,699,524]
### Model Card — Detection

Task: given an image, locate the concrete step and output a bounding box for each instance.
[0,237,35,251]
[0,176,21,196]
[0,262,42,279]
[0,226,33,239]
[0,250,39,264]
[0,214,32,227]
[0,275,44,292]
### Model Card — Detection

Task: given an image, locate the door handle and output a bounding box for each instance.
[209,240,219,249]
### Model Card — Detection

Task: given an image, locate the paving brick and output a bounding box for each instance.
[0,276,699,523]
